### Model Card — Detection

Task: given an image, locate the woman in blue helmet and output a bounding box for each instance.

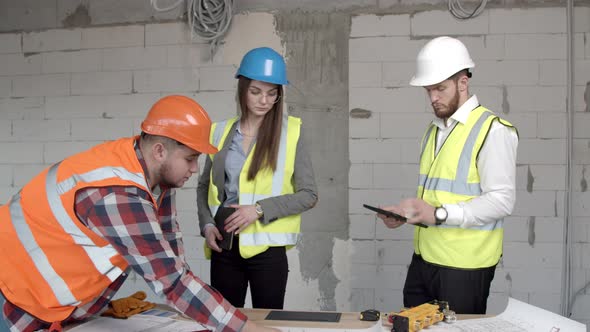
[197,47,318,309]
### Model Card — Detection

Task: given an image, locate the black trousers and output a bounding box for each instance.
[403,254,496,314]
[211,237,289,309]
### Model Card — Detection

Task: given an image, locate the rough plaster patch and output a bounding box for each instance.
[274,11,349,312]
[527,216,536,247]
[582,166,587,192]
[502,85,510,114]
[297,234,340,310]
[350,108,372,118]
[62,4,91,28]
[221,12,284,66]
[332,238,352,311]
[284,247,321,310]
[585,82,590,113]
[505,272,513,294]
[527,165,534,193]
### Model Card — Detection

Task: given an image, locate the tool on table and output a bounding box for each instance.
[388,300,455,332]
[359,309,381,321]
[430,300,457,323]
[101,291,156,319]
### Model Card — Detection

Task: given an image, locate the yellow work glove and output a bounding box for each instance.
[101,291,156,319]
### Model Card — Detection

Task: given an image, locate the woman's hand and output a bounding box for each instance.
[203,225,223,252]
[225,204,260,234]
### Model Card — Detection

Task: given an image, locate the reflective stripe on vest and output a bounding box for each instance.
[206,114,301,258]
[208,119,231,218]
[9,192,78,307]
[415,106,513,268]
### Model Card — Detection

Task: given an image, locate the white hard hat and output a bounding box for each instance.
[409,36,475,87]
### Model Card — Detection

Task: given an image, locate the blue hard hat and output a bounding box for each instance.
[235,47,288,85]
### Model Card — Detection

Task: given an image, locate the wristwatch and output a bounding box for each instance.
[434,206,448,225]
[254,202,264,218]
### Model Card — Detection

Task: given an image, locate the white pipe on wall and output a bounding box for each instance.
[561,0,574,317]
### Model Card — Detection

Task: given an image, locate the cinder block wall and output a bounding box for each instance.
[1,2,589,328]
[0,14,348,312]
[348,6,590,327]
[0,21,250,298]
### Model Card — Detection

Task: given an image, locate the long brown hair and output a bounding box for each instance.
[237,77,284,180]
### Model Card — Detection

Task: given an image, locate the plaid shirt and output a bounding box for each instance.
[1,140,246,332]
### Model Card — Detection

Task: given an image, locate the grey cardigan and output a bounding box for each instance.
[196,120,318,235]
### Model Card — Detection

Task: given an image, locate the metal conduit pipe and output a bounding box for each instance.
[560,0,575,317]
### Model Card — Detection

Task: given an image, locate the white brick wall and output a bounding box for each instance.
[489,8,566,34]
[0,26,221,190]
[350,14,410,37]
[23,29,82,53]
[411,10,489,36]
[0,53,42,76]
[71,71,133,95]
[0,77,10,97]
[133,68,199,93]
[42,50,102,74]
[349,6,590,326]
[0,20,263,312]
[145,22,204,46]
[12,74,70,97]
[81,26,145,49]
[102,46,168,71]
[0,33,21,54]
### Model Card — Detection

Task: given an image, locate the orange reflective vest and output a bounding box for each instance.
[0,137,158,322]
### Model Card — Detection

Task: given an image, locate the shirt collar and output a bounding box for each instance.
[432,95,479,129]
[236,121,244,135]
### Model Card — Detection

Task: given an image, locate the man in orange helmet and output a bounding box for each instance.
[0,95,277,332]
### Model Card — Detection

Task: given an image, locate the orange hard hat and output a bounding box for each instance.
[141,95,218,154]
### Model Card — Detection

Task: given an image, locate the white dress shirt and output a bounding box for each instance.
[431,95,519,228]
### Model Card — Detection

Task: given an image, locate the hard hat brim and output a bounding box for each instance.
[189,141,218,155]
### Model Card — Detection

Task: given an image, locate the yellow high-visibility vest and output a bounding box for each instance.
[205,115,301,259]
[415,106,515,269]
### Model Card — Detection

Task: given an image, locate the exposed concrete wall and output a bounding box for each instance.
[275,12,351,310]
[1,0,587,32]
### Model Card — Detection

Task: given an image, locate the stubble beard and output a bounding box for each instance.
[433,88,460,120]
[158,161,182,189]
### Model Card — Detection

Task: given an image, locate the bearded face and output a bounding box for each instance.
[424,74,467,120]
[432,85,460,119]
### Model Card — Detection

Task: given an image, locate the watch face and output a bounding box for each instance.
[436,207,448,221]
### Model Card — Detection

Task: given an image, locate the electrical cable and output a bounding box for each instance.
[151,0,184,12]
[188,0,234,56]
[448,0,488,19]
[150,0,234,57]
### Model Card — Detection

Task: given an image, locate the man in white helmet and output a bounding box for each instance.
[376,36,519,314]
